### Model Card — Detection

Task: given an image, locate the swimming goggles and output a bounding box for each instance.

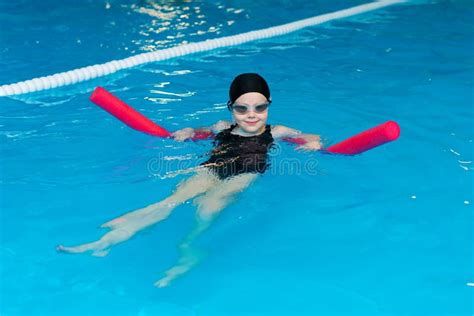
[227,100,271,114]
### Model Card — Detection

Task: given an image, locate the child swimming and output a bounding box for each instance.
[56,73,322,287]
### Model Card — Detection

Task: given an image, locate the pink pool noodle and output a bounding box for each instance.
[193,130,214,140]
[326,121,400,155]
[90,87,399,152]
[90,87,171,137]
[90,87,214,140]
[285,121,400,155]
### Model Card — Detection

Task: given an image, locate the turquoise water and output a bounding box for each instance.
[1,1,473,315]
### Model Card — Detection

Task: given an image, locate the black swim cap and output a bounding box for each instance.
[228,73,271,104]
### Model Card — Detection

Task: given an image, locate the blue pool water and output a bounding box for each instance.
[1,0,473,315]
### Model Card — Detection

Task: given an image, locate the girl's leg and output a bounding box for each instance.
[56,171,218,256]
[154,173,257,287]
[100,170,218,229]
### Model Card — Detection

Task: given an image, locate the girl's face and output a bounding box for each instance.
[231,92,269,135]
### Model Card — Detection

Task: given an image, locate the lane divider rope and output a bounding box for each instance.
[0,0,403,97]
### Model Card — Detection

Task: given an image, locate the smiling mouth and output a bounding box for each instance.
[245,121,259,125]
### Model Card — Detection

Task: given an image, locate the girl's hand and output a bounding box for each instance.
[296,134,322,151]
[172,128,195,141]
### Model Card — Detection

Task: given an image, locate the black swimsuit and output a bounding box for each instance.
[202,124,274,180]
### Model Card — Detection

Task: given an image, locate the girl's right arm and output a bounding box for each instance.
[172,120,232,141]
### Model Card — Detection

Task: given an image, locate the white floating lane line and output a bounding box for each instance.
[0,0,404,97]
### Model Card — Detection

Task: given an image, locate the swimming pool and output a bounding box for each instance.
[1,0,472,315]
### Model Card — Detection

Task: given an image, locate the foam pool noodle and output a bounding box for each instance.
[284,121,400,155]
[90,86,399,153]
[90,87,213,140]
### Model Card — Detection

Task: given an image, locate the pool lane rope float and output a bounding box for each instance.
[90,87,400,155]
[0,0,404,97]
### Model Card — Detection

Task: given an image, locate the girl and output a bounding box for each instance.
[56,73,321,287]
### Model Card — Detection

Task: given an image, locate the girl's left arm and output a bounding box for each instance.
[272,125,322,151]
